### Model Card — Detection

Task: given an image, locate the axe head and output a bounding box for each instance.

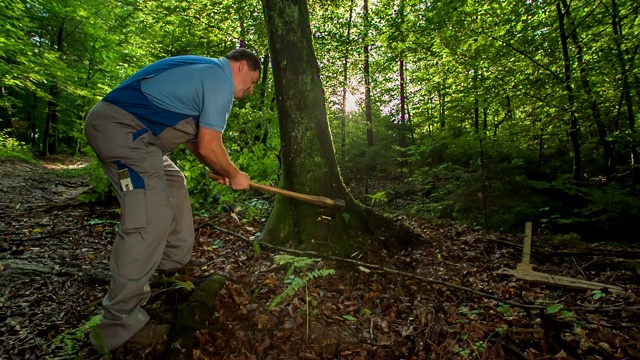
[333,198,346,208]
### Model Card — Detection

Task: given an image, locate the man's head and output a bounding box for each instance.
[224,49,261,99]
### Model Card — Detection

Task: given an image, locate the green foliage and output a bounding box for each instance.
[453,345,471,357]
[50,314,101,357]
[160,273,195,292]
[401,133,545,232]
[0,130,34,162]
[497,303,511,318]
[269,254,335,309]
[592,289,606,300]
[536,177,640,241]
[342,315,357,321]
[2,0,639,242]
[546,303,563,314]
[365,190,388,206]
[78,149,115,203]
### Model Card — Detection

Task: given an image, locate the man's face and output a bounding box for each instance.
[234,61,259,99]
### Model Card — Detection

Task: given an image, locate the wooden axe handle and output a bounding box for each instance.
[208,173,338,208]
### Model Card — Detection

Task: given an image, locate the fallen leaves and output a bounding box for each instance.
[1,159,640,359]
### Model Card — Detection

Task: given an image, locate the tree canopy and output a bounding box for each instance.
[1,0,639,240]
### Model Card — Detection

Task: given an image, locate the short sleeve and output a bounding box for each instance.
[198,64,234,133]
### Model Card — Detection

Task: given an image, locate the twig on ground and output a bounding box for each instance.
[204,223,640,314]
[9,221,113,243]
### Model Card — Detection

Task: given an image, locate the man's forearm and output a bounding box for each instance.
[186,140,240,179]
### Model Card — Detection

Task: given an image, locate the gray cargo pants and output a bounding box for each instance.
[85,101,195,351]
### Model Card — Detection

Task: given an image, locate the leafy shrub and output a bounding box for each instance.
[78,148,115,202]
[0,130,34,162]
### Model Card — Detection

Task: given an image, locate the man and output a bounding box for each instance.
[84,48,261,352]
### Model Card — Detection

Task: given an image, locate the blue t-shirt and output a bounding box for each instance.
[103,55,234,135]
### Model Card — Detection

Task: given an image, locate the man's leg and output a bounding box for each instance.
[157,156,195,271]
[85,102,174,351]
[93,156,174,351]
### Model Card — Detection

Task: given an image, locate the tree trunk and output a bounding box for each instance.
[43,23,65,156]
[341,0,354,163]
[256,53,271,145]
[473,69,479,132]
[30,99,37,149]
[363,0,374,150]
[398,58,407,170]
[556,2,582,180]
[42,97,51,157]
[260,0,418,253]
[474,96,480,132]
[45,84,60,155]
[610,0,638,181]
[438,87,446,129]
[561,0,613,176]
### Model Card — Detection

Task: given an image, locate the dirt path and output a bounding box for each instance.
[1,158,639,360]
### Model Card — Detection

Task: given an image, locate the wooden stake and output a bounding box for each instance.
[502,222,624,294]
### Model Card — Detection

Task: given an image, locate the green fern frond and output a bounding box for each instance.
[50,314,102,356]
[304,269,336,282]
[269,255,335,310]
[270,276,305,309]
[273,254,320,268]
[161,274,195,291]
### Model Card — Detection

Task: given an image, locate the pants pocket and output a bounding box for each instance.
[122,189,147,231]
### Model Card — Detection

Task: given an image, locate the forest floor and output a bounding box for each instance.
[1,157,640,360]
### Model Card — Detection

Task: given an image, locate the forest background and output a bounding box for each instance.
[1,0,639,242]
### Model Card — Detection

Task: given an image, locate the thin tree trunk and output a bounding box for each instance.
[562,0,613,175]
[398,58,407,170]
[556,2,582,180]
[363,0,373,150]
[610,0,638,181]
[494,95,511,136]
[398,0,407,153]
[43,22,65,156]
[341,0,354,163]
[474,97,479,132]
[256,53,271,145]
[438,87,445,129]
[538,122,544,171]
[483,107,488,131]
[473,69,479,132]
[30,92,37,147]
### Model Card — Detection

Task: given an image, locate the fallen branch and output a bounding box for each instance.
[9,221,114,243]
[207,224,640,314]
[493,239,640,260]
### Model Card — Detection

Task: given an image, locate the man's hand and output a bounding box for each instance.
[217,171,250,190]
[188,128,249,188]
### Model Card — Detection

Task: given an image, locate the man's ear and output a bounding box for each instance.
[238,60,247,73]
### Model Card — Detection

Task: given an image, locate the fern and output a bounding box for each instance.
[305,269,336,282]
[274,254,321,270]
[161,273,195,291]
[50,314,102,357]
[269,255,335,309]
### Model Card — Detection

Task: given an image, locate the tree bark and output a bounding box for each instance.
[43,22,65,156]
[256,53,271,145]
[363,0,374,151]
[398,58,407,170]
[561,0,613,176]
[260,0,417,253]
[340,0,354,163]
[610,0,638,182]
[556,2,582,180]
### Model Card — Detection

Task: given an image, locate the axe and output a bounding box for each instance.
[208,173,346,208]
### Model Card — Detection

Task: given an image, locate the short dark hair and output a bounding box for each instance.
[224,48,261,75]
